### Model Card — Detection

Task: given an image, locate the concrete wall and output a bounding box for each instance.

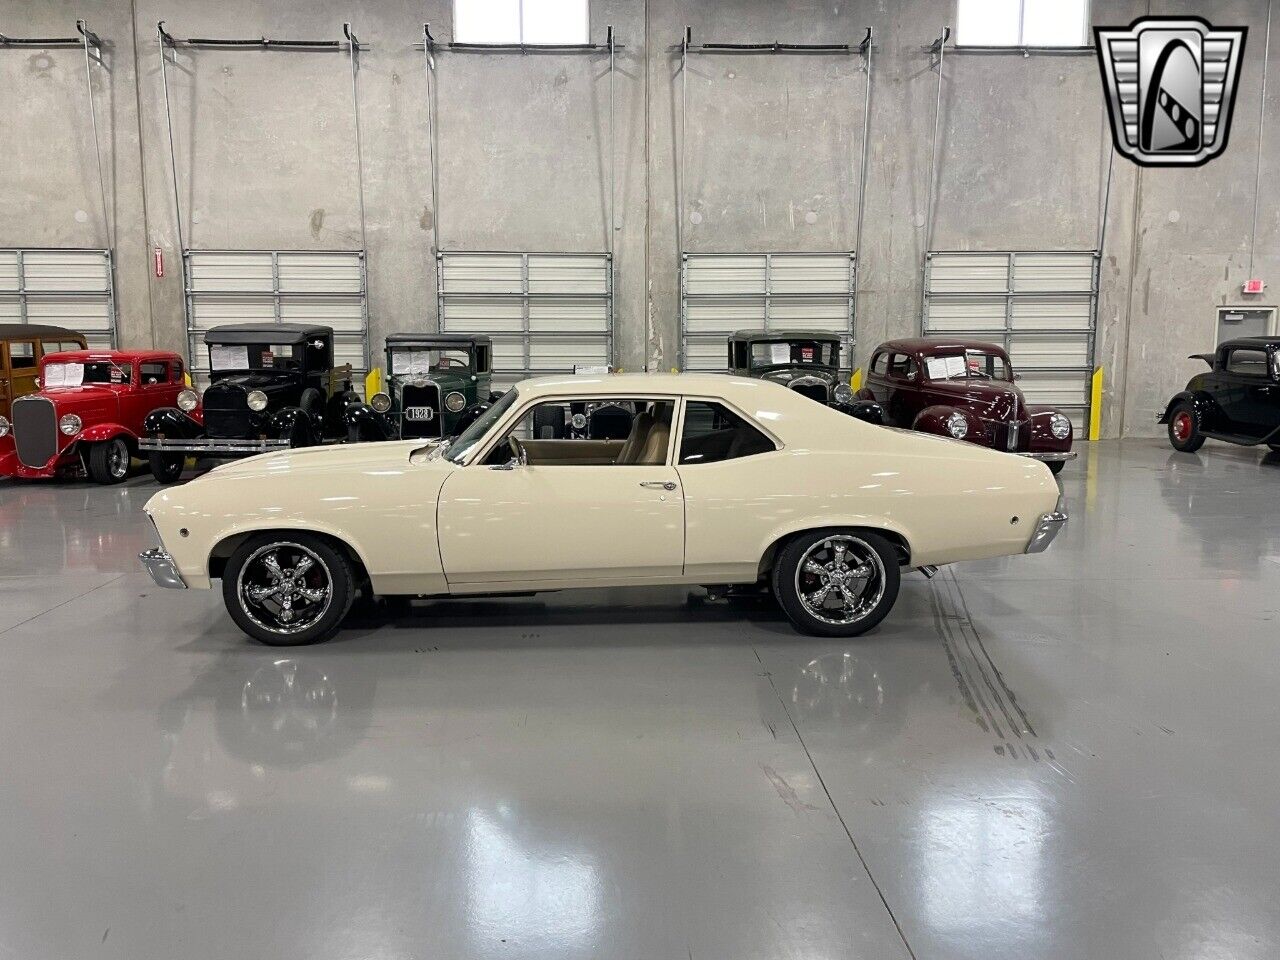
[0,0,1275,437]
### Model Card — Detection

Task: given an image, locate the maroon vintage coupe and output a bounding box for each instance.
[858,338,1076,474]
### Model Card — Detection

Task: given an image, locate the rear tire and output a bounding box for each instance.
[222,533,355,646]
[1167,401,1205,453]
[772,529,901,637]
[87,437,130,484]
[149,452,184,484]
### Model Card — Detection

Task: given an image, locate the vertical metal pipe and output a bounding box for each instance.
[852,28,873,359]
[1097,147,1115,256]
[344,23,370,369]
[677,27,690,370]
[922,26,950,322]
[422,26,443,272]
[79,21,117,345]
[1250,0,1273,278]
[157,23,186,259]
[607,25,616,365]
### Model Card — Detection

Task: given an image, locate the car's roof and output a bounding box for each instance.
[1220,336,1280,349]
[513,371,793,400]
[41,349,178,363]
[0,323,86,341]
[204,323,332,345]
[730,328,841,342]
[877,337,1008,357]
[386,333,492,346]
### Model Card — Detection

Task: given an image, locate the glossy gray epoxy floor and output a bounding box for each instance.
[1,440,1278,960]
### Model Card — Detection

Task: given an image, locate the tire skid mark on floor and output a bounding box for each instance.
[929,572,1047,763]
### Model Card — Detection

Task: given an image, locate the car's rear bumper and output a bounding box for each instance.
[139,547,187,589]
[1024,510,1068,553]
[139,437,290,456]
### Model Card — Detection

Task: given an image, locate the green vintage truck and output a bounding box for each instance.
[345,334,499,442]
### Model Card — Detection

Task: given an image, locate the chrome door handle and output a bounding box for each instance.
[639,481,677,491]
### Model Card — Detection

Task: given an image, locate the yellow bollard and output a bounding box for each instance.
[364,368,382,400]
[849,367,863,392]
[1088,367,1103,441]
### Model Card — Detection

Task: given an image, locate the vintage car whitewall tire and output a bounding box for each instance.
[772,529,901,638]
[88,437,131,485]
[222,533,355,646]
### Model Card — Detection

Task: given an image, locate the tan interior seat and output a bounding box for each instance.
[616,411,654,464]
[635,420,671,465]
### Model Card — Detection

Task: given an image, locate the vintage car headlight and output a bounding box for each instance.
[833,382,854,405]
[0,415,8,438]
[945,411,969,439]
[59,413,82,436]
[444,391,467,414]
[370,392,392,414]
[1049,412,1072,440]
[176,388,199,412]
[246,390,269,412]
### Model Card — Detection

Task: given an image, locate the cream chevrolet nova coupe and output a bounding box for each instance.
[140,373,1066,645]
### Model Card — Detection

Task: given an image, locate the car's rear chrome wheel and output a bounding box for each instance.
[773,530,901,637]
[223,535,354,645]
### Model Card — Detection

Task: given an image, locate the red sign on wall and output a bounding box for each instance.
[154,247,165,278]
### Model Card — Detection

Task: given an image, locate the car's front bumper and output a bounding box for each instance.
[139,437,290,456]
[139,547,187,589]
[1024,507,1068,553]
[1015,450,1077,463]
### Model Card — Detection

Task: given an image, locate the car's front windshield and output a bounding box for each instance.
[925,350,1011,382]
[444,388,518,463]
[390,347,470,376]
[750,340,836,368]
[42,360,132,388]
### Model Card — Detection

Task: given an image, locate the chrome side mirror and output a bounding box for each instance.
[489,441,528,471]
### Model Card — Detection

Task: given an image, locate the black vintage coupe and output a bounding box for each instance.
[727,329,883,423]
[139,323,361,482]
[1159,336,1280,454]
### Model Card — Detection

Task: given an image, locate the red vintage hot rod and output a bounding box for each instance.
[858,338,1076,474]
[0,349,190,484]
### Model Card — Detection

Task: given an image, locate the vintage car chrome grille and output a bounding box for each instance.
[12,396,58,468]
[400,383,442,439]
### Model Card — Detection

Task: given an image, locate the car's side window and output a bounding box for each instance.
[1226,348,1269,377]
[483,398,673,467]
[887,353,912,379]
[141,362,169,385]
[869,352,887,375]
[678,401,776,465]
[9,341,36,369]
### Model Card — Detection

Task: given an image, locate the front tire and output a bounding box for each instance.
[222,534,354,646]
[1167,401,1205,453]
[149,451,185,484]
[1047,460,1066,476]
[87,437,130,484]
[772,529,901,637]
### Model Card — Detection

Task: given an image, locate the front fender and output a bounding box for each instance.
[912,404,986,441]
[452,402,492,437]
[1025,407,1075,452]
[344,403,393,443]
[832,399,884,425]
[79,423,137,444]
[270,407,319,446]
[144,408,203,439]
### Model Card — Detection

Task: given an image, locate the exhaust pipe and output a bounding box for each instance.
[916,565,939,579]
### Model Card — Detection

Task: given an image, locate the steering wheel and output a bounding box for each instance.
[436,356,465,369]
[508,436,526,466]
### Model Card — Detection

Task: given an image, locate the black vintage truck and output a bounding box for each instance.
[139,323,361,482]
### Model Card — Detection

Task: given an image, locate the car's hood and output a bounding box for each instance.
[29,386,122,415]
[196,439,448,482]
[926,380,1025,420]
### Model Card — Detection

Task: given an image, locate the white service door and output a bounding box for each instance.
[437,464,685,584]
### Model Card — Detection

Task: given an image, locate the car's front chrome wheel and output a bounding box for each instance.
[223,535,355,645]
[774,529,901,637]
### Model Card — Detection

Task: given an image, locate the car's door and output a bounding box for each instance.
[122,360,181,430]
[6,339,39,405]
[863,352,895,412]
[437,396,685,585]
[1221,347,1276,436]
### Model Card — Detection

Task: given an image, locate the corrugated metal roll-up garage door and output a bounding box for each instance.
[185,250,368,391]
[681,253,856,372]
[437,252,612,393]
[0,249,116,348]
[923,251,1097,436]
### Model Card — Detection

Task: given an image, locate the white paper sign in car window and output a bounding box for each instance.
[392,351,434,375]
[944,355,966,379]
[770,342,791,364]
[44,363,85,388]
[925,357,949,380]
[210,345,250,371]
